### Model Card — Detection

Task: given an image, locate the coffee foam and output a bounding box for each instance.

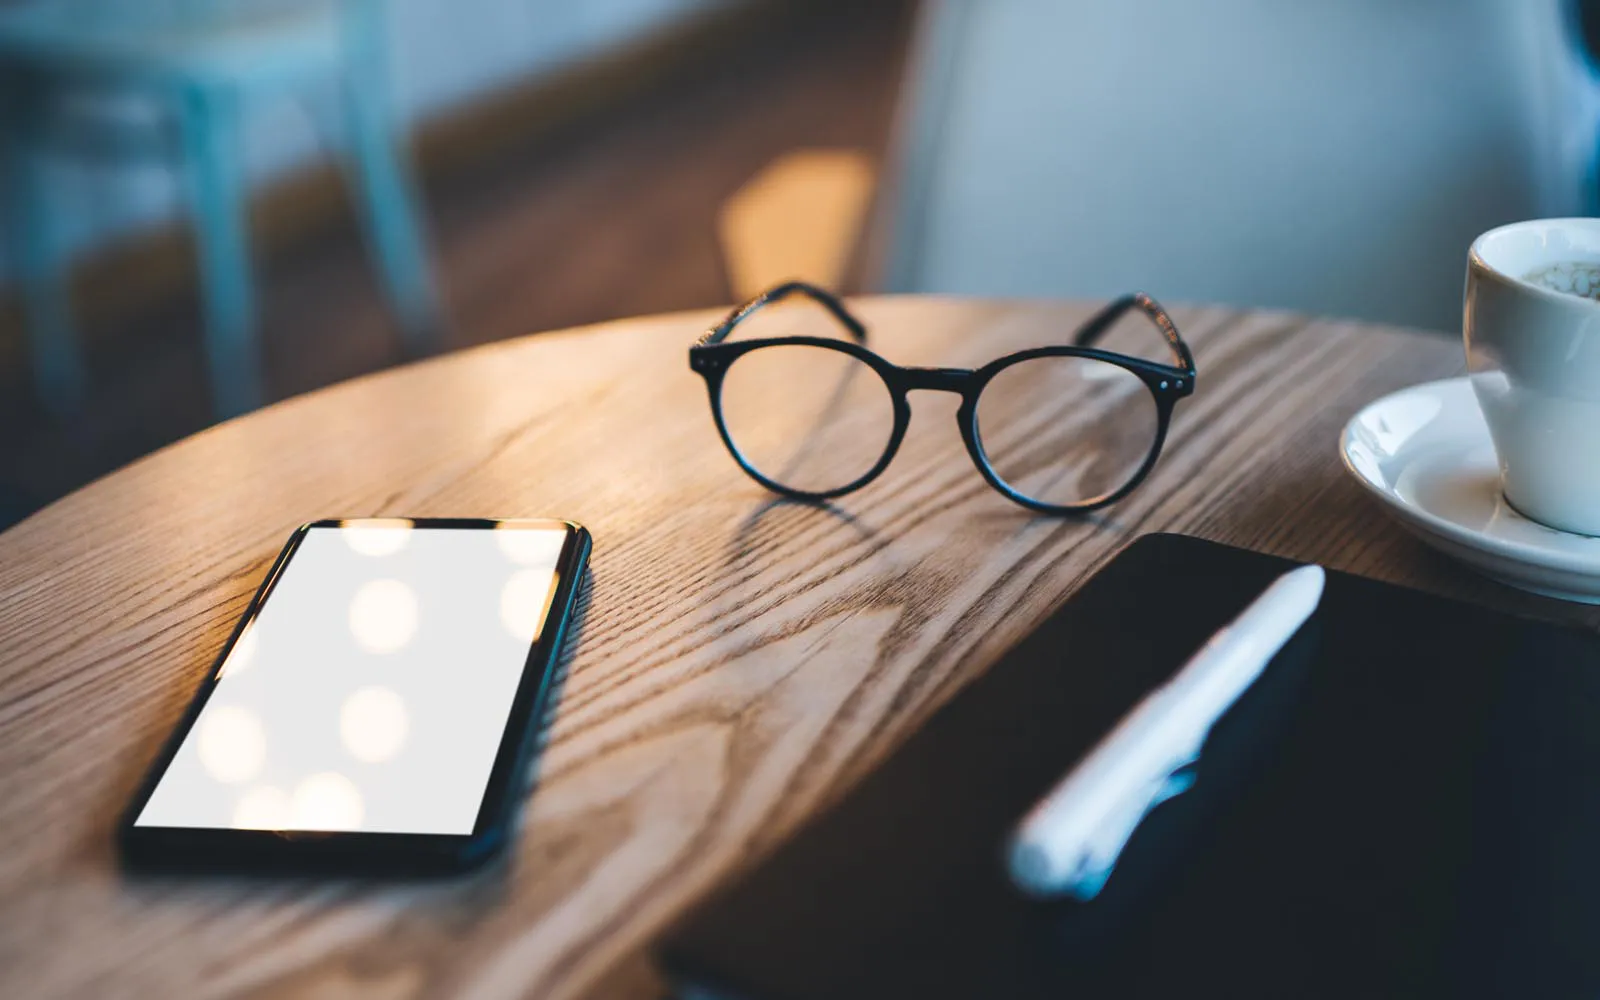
[1524,261,1600,301]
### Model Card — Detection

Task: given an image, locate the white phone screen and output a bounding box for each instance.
[135,521,569,835]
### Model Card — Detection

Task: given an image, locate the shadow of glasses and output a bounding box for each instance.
[727,495,881,568]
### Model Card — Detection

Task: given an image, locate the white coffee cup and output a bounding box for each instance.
[1465,218,1600,536]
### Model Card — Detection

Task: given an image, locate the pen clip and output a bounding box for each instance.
[1066,744,1202,900]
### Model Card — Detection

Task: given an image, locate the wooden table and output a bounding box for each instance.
[4,298,1597,999]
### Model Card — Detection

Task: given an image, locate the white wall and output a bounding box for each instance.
[889,0,1600,332]
[4,0,720,278]
[390,0,717,123]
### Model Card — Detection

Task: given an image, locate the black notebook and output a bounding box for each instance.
[656,533,1600,1000]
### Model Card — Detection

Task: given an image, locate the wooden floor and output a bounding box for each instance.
[0,2,914,532]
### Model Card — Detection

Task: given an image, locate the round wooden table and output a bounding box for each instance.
[3,298,1596,999]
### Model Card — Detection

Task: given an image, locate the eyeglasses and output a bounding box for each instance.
[689,282,1196,514]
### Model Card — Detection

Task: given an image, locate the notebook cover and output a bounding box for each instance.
[656,532,1600,999]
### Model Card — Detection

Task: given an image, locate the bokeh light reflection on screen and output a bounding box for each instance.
[232,786,291,830]
[292,773,364,831]
[340,686,409,763]
[348,578,418,653]
[495,525,567,565]
[500,569,556,642]
[341,519,414,557]
[197,705,266,784]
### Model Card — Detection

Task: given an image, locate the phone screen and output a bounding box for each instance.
[134,521,571,836]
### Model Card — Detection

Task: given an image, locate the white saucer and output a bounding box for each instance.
[1340,377,1600,604]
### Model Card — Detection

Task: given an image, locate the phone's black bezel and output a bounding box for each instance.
[117,517,591,876]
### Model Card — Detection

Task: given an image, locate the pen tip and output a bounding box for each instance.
[1009,841,1057,898]
[1281,563,1326,605]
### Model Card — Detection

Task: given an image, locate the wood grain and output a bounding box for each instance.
[0,298,1593,1000]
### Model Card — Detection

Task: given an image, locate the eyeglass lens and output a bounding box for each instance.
[974,355,1159,507]
[718,343,896,494]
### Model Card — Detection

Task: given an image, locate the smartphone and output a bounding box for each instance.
[118,517,591,875]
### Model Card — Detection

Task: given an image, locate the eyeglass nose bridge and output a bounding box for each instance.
[898,366,975,394]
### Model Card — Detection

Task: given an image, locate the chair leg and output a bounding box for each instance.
[341,65,441,355]
[178,84,262,418]
[5,111,85,418]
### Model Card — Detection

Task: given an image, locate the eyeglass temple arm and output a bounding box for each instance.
[697,280,869,346]
[1072,293,1196,375]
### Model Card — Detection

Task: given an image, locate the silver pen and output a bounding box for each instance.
[1008,564,1326,899]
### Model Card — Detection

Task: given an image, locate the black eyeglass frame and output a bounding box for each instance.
[689,281,1197,514]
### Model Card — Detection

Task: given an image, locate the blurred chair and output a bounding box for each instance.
[0,0,440,418]
[879,0,1600,332]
